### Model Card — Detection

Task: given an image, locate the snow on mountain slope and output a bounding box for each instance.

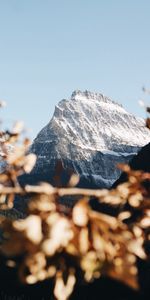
[28,90,150,189]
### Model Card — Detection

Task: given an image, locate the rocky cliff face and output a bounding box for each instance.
[26,90,150,189]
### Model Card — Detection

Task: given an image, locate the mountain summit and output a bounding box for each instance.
[28,90,150,189]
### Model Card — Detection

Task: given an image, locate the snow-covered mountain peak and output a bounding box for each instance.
[54,90,128,120]
[71,90,106,101]
[71,90,123,107]
[49,90,149,152]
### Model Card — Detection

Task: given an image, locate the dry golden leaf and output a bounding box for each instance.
[26,274,38,284]
[24,252,47,283]
[129,192,143,207]
[133,226,143,238]
[118,211,131,221]
[68,174,80,187]
[29,194,56,212]
[72,202,89,227]
[140,217,150,228]
[79,228,89,254]
[50,217,74,246]
[42,238,59,256]
[81,251,102,281]
[13,215,42,244]
[47,265,56,277]
[6,260,16,267]
[54,271,76,300]
[43,217,74,256]
[45,212,60,226]
[116,183,130,199]
[128,240,146,259]
[92,228,105,253]
[24,153,37,173]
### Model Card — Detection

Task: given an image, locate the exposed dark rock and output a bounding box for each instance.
[113,142,150,188]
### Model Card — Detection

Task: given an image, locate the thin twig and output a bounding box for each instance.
[0,184,109,198]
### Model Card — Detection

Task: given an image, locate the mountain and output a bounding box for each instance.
[19,90,150,191]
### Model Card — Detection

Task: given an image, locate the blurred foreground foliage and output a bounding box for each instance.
[0,101,149,300]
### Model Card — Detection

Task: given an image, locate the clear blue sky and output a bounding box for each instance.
[0,0,150,139]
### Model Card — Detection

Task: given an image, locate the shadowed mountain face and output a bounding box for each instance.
[113,142,150,187]
[19,90,150,191]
